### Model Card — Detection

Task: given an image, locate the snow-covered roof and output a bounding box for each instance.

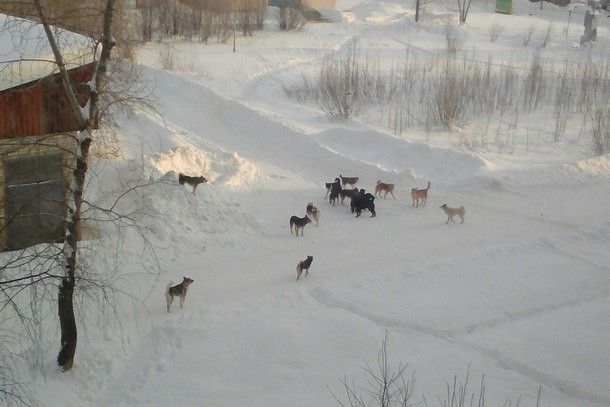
[0,13,95,92]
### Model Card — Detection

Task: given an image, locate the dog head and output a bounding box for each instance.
[440,203,447,208]
[182,276,194,286]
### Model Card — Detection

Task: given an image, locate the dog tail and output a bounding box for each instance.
[166,281,173,295]
[178,173,185,185]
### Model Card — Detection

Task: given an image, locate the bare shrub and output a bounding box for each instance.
[332,335,544,407]
[158,43,176,70]
[424,367,542,407]
[330,332,415,407]
[522,24,536,46]
[540,23,552,48]
[553,62,572,141]
[200,10,214,43]
[0,345,33,407]
[428,56,470,129]
[488,24,504,42]
[215,14,233,43]
[445,24,463,54]
[523,53,546,112]
[283,74,320,103]
[276,5,306,32]
[591,108,610,154]
[317,40,366,118]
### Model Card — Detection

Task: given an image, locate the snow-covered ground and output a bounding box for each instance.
[4,0,610,406]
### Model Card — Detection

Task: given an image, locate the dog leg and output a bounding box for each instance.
[179,295,185,309]
[166,294,173,313]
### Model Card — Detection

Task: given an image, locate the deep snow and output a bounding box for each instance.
[3,0,610,406]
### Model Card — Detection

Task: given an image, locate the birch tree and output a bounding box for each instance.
[33,0,116,371]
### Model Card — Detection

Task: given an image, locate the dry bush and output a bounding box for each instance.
[591,108,610,154]
[427,56,473,129]
[445,24,463,54]
[158,43,176,70]
[330,333,415,407]
[488,24,504,42]
[522,24,536,46]
[318,41,366,118]
[276,6,306,32]
[540,23,552,48]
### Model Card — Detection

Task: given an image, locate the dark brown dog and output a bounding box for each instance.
[290,215,312,236]
[165,277,194,313]
[339,187,360,205]
[179,173,208,194]
[296,255,313,281]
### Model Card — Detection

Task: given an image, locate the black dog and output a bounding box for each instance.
[351,189,376,217]
[179,173,208,194]
[328,178,342,206]
[290,215,312,236]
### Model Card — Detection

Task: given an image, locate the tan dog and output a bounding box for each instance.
[374,180,395,199]
[411,181,430,208]
[165,277,194,312]
[296,255,313,281]
[306,203,320,226]
[440,203,465,224]
[179,173,208,194]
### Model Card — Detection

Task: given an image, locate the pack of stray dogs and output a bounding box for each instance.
[165,174,466,312]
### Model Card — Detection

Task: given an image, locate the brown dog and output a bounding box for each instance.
[374,180,395,199]
[165,277,194,313]
[306,203,320,226]
[339,187,360,205]
[179,173,208,194]
[296,255,313,281]
[411,181,430,208]
[290,215,312,236]
[440,203,465,224]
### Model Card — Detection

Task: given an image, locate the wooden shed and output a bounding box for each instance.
[0,62,96,251]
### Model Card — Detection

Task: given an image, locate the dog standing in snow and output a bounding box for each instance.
[296,255,313,281]
[165,277,194,312]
